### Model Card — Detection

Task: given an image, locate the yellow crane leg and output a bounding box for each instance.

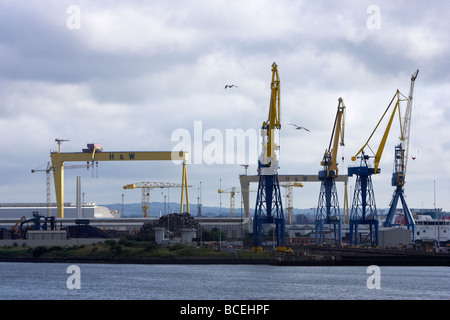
[50,150,188,218]
[180,161,190,214]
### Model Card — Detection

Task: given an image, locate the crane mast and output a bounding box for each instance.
[348,69,418,247]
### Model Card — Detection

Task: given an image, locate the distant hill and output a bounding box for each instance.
[101,202,317,222]
[102,202,449,223]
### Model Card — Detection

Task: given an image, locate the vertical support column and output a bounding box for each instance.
[343,181,349,224]
[253,174,284,249]
[51,153,65,218]
[76,176,82,218]
[315,176,341,245]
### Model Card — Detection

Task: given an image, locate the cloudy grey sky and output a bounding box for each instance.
[0,0,449,214]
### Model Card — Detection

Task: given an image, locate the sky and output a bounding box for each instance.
[0,0,449,214]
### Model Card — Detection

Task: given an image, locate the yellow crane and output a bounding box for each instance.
[281,182,303,224]
[347,89,400,247]
[32,161,90,217]
[259,62,281,173]
[124,182,192,217]
[350,71,418,180]
[217,187,240,217]
[320,97,346,179]
[351,89,404,174]
[253,62,285,250]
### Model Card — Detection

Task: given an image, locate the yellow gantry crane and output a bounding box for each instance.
[49,142,189,218]
[124,182,192,217]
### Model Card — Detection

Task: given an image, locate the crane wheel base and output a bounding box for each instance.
[275,246,293,254]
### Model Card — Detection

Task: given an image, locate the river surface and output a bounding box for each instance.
[0,262,448,300]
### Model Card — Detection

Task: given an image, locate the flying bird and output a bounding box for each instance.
[289,123,310,132]
[225,85,238,89]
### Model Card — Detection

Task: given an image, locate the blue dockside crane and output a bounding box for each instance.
[253,62,285,251]
[315,98,346,245]
[348,152,380,247]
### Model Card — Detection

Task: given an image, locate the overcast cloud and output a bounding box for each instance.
[0,0,449,214]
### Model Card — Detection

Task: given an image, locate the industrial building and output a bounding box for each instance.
[0,203,253,247]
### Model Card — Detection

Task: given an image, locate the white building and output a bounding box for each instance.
[0,203,115,219]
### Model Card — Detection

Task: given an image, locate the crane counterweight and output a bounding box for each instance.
[384,69,419,235]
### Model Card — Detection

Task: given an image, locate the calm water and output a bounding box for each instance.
[0,262,448,300]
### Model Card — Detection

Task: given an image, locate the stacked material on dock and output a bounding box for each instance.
[140,213,199,239]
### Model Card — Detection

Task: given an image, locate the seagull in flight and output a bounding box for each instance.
[289,123,310,132]
[225,84,238,89]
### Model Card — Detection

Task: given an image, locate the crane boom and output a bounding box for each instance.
[253,62,285,250]
[123,181,191,217]
[351,90,401,174]
[51,148,189,218]
[316,97,346,245]
[384,69,419,234]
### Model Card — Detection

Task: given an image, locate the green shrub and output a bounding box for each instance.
[32,246,47,257]
[48,246,63,252]
[118,238,138,247]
